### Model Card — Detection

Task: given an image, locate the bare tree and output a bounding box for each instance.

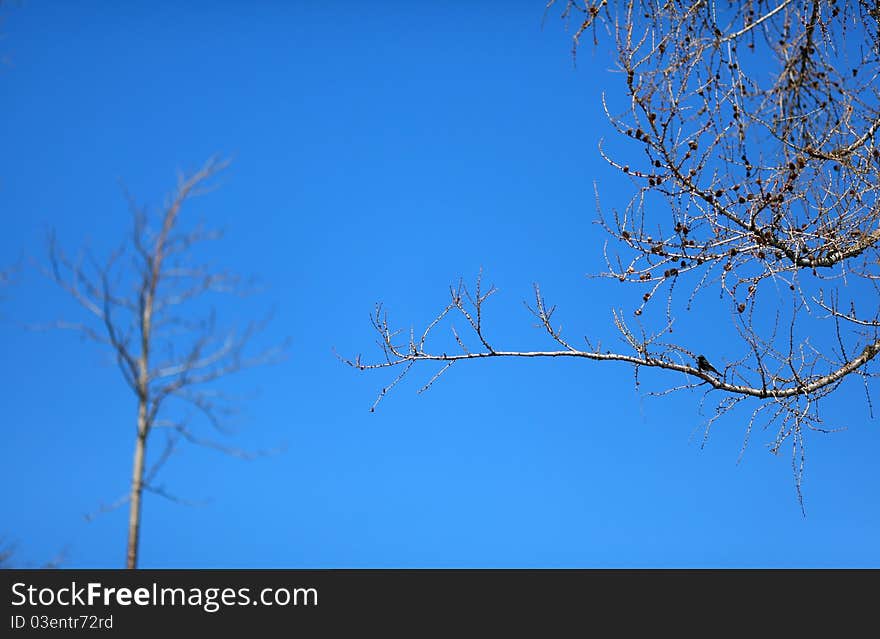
[0,537,13,568]
[0,536,66,568]
[346,1,880,508]
[45,157,285,568]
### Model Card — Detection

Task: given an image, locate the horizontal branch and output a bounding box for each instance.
[348,338,880,400]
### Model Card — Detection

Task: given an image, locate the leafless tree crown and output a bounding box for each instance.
[45,157,285,566]
[346,1,880,508]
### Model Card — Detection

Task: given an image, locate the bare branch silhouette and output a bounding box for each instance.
[348,1,880,511]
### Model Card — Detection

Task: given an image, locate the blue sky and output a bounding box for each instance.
[1,1,879,568]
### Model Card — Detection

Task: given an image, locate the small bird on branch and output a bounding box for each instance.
[696,354,720,375]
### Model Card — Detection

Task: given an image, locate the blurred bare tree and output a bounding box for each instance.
[0,536,66,568]
[45,157,285,568]
[346,1,880,508]
[0,537,13,568]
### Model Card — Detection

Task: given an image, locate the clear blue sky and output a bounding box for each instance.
[1,1,878,568]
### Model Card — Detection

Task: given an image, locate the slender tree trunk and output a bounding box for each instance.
[128,232,157,569]
[126,400,148,569]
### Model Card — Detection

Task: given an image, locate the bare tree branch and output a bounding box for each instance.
[349,1,880,508]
